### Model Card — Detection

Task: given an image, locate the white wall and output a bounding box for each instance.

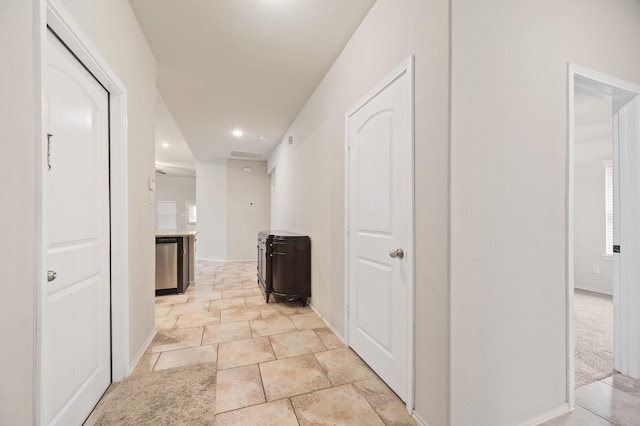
[59,0,158,373]
[226,160,269,261]
[196,161,227,261]
[268,0,451,424]
[575,95,613,295]
[196,160,269,262]
[0,0,157,423]
[450,1,640,424]
[156,175,196,232]
[0,1,36,423]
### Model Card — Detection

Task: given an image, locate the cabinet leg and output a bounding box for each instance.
[265,292,270,304]
[302,298,307,307]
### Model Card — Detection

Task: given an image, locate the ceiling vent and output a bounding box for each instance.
[229,150,263,160]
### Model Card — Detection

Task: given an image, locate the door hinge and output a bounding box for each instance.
[346,305,350,318]
[613,245,621,253]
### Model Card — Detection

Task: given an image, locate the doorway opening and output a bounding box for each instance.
[572,88,615,388]
[567,64,640,406]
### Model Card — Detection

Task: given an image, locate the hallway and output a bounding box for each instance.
[86,260,414,425]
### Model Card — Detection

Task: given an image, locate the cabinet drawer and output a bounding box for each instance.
[271,241,309,253]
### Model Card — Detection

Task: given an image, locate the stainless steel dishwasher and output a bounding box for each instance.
[155,237,178,291]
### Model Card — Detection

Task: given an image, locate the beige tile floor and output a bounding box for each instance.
[89,259,640,425]
[132,260,415,425]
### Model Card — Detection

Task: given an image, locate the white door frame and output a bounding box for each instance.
[35,0,130,422]
[566,63,640,406]
[344,56,415,413]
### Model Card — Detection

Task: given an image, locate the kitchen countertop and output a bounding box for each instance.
[155,231,198,238]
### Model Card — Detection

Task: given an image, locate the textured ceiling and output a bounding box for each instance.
[129,0,376,168]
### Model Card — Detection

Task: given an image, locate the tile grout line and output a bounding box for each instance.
[573,401,616,425]
[350,381,390,425]
[256,362,269,405]
[150,352,160,372]
[596,376,640,402]
[289,396,302,426]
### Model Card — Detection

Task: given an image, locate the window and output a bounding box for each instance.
[186,203,197,224]
[604,160,613,256]
[157,201,177,230]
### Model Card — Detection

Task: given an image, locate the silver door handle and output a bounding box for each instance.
[47,133,53,171]
[389,248,404,259]
[47,271,57,282]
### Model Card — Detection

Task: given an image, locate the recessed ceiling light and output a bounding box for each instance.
[161,142,170,148]
[232,129,243,137]
[259,136,267,141]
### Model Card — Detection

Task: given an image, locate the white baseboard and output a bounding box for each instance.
[513,403,571,426]
[574,285,612,296]
[309,304,346,345]
[196,257,225,262]
[195,257,255,263]
[412,411,429,426]
[127,328,157,377]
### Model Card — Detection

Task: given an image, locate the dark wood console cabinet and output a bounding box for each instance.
[257,230,311,306]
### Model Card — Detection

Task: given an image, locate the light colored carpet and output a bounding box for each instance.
[89,362,217,425]
[574,288,615,388]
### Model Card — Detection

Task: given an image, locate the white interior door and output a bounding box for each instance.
[614,94,640,378]
[43,30,111,425]
[346,58,413,403]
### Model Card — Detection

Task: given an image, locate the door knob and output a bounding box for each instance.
[47,271,57,282]
[389,248,404,259]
